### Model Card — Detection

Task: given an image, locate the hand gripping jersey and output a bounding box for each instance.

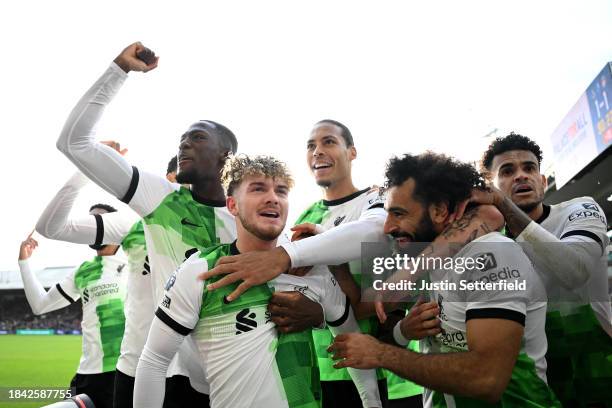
[57,253,128,374]
[514,197,612,406]
[294,188,387,382]
[421,233,559,407]
[149,242,380,408]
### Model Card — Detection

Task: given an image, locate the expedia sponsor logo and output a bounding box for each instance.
[162,295,171,309]
[235,308,257,335]
[568,209,606,225]
[474,252,496,272]
[334,216,346,226]
[581,203,599,211]
[165,272,177,291]
[465,266,521,285]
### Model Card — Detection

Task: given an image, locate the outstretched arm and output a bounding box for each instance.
[471,187,606,288]
[18,236,78,315]
[201,205,503,302]
[56,42,158,201]
[35,172,134,244]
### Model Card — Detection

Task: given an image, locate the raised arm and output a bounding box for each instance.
[56,42,158,200]
[18,236,79,315]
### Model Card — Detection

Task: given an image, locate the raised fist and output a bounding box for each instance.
[113,42,159,74]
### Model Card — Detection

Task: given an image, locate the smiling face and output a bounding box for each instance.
[490,150,547,213]
[228,174,289,242]
[176,122,228,185]
[306,123,356,188]
[383,178,438,251]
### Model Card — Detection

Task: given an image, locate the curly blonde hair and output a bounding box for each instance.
[221,154,294,195]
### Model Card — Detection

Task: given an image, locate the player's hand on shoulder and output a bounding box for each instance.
[114,42,159,74]
[290,222,324,241]
[19,233,38,261]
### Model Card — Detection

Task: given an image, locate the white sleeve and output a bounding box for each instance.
[281,206,388,268]
[134,317,186,408]
[18,260,77,315]
[321,271,382,408]
[35,172,136,245]
[56,62,176,217]
[327,310,382,407]
[516,220,605,290]
[155,254,205,335]
[464,242,534,322]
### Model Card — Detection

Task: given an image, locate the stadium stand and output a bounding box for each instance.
[0,266,82,334]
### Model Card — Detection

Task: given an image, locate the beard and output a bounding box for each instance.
[316,179,332,188]
[239,213,282,242]
[413,212,438,243]
[176,167,197,184]
[390,212,438,256]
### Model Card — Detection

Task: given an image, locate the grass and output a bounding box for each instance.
[0,335,81,408]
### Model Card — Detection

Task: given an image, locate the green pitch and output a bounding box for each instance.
[0,335,81,408]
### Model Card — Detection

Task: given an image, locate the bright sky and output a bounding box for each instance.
[1,0,611,271]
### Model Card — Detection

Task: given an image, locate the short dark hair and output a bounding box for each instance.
[201,120,238,154]
[481,132,543,175]
[167,156,177,175]
[315,119,354,147]
[89,203,117,213]
[385,152,484,212]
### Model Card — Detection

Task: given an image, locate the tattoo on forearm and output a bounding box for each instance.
[498,197,531,236]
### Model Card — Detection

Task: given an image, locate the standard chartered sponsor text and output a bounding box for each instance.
[89,283,120,297]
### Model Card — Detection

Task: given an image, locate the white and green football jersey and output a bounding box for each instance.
[514,197,611,405]
[295,188,387,382]
[156,242,351,408]
[57,253,127,374]
[120,167,236,385]
[115,220,152,376]
[421,233,559,407]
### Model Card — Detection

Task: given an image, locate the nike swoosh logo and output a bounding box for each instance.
[181,218,202,227]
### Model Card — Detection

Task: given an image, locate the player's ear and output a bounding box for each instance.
[540,174,547,189]
[428,202,449,226]
[227,196,238,216]
[348,146,357,161]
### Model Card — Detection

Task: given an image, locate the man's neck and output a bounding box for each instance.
[322,178,358,201]
[190,179,226,204]
[526,203,544,222]
[235,226,278,253]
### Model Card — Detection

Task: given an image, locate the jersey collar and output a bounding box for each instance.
[230,240,240,255]
[535,204,551,224]
[322,187,369,207]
